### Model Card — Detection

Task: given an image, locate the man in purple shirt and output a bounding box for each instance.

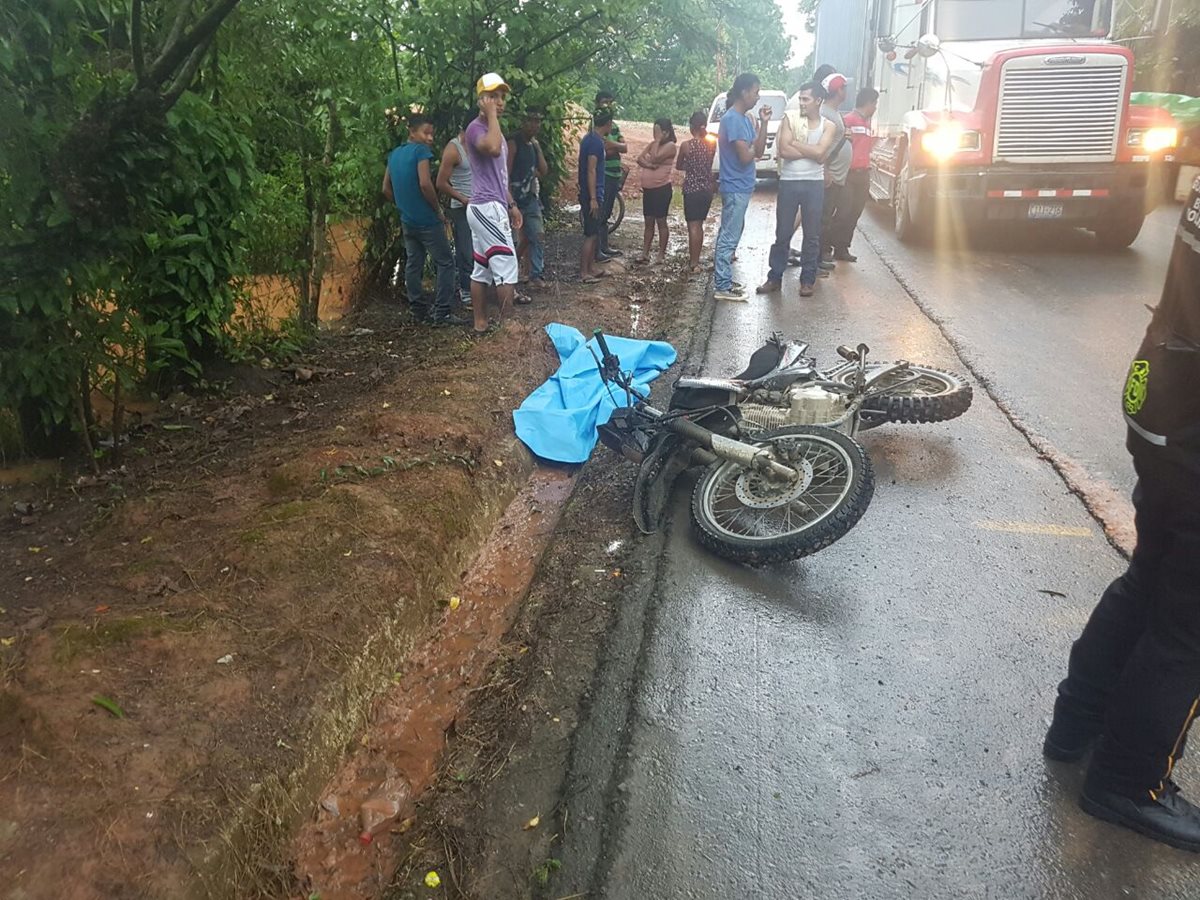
[463,72,524,336]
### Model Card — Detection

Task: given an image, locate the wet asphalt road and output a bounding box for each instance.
[564,193,1200,898]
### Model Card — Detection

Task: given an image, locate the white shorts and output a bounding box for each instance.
[467,201,519,286]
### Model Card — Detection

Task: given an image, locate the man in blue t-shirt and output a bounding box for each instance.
[578,110,614,283]
[382,114,462,325]
[714,73,770,301]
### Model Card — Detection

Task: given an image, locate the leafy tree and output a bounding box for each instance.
[0,0,245,451]
[608,0,794,122]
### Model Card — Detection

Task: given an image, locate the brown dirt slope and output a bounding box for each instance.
[0,220,693,899]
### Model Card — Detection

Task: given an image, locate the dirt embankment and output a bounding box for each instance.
[0,213,699,898]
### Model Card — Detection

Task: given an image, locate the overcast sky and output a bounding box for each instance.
[778,0,817,66]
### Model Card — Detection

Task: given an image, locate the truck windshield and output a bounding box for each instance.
[936,0,1112,40]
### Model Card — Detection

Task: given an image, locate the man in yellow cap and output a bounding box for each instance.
[462,72,524,335]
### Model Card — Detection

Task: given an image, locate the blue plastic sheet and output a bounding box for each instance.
[513,323,677,463]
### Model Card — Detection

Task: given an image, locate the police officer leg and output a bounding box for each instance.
[1078,453,1200,851]
[1046,477,1164,760]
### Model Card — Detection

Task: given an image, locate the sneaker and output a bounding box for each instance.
[818,259,836,271]
[833,250,858,262]
[714,288,747,302]
[530,276,547,288]
[605,248,624,258]
[755,280,781,294]
[1081,780,1200,852]
[799,284,815,297]
[730,280,746,291]
[459,289,472,305]
[818,268,831,279]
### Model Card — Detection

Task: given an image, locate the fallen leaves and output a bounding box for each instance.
[92,695,125,718]
[523,814,540,830]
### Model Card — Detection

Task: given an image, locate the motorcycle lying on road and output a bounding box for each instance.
[592,329,972,566]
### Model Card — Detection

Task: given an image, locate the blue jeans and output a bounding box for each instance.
[403,223,455,319]
[768,179,825,287]
[714,191,751,291]
[518,198,545,279]
[449,206,472,294]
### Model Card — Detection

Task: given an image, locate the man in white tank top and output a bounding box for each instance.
[756,82,835,297]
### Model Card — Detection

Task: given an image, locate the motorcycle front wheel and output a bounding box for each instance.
[833,363,972,424]
[607,194,625,235]
[690,426,874,566]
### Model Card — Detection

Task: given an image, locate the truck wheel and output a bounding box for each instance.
[894,156,925,244]
[1092,212,1144,251]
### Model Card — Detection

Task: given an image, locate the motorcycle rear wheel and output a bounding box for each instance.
[690,426,874,566]
[834,363,972,424]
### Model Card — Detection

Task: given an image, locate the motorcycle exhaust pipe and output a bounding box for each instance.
[668,418,796,480]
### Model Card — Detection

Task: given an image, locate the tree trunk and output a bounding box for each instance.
[300,99,339,327]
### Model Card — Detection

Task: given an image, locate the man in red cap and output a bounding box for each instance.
[818,70,852,274]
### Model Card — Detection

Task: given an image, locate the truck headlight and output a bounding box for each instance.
[1141,127,1178,153]
[920,125,981,160]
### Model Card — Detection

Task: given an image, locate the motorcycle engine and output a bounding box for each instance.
[740,384,850,432]
[787,383,849,425]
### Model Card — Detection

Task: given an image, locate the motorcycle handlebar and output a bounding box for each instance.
[593,328,613,361]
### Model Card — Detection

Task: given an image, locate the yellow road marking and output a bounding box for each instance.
[974,520,1093,538]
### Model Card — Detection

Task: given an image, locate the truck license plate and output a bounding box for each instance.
[1027,202,1064,220]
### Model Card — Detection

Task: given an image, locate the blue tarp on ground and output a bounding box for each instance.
[513,323,677,464]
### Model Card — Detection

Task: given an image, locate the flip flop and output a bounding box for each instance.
[514,292,533,305]
[581,276,600,284]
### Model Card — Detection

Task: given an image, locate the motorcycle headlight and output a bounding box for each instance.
[920,125,981,160]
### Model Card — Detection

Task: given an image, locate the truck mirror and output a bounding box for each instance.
[877,36,897,53]
[916,33,942,57]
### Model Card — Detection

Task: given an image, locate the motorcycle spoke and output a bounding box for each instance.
[703,433,854,541]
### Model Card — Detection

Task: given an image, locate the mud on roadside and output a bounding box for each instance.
[0,220,698,899]
[382,223,715,900]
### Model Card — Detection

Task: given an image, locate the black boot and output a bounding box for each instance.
[1080,780,1200,852]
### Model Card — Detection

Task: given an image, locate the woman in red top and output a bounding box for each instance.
[674,110,717,273]
[636,117,678,265]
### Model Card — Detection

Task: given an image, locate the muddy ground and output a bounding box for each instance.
[0,172,707,898]
[381,233,714,898]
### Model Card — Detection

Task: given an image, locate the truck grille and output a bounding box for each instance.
[994,57,1126,164]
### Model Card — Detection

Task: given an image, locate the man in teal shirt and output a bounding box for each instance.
[382,114,463,325]
[713,73,770,301]
[595,90,627,259]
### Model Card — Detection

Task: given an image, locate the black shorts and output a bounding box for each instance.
[642,184,673,219]
[683,191,714,223]
[580,205,604,237]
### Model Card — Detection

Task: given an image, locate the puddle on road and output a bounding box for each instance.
[293,465,576,899]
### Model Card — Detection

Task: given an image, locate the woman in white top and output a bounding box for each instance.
[756,82,835,297]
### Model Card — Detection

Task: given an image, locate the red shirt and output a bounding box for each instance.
[844,111,873,171]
